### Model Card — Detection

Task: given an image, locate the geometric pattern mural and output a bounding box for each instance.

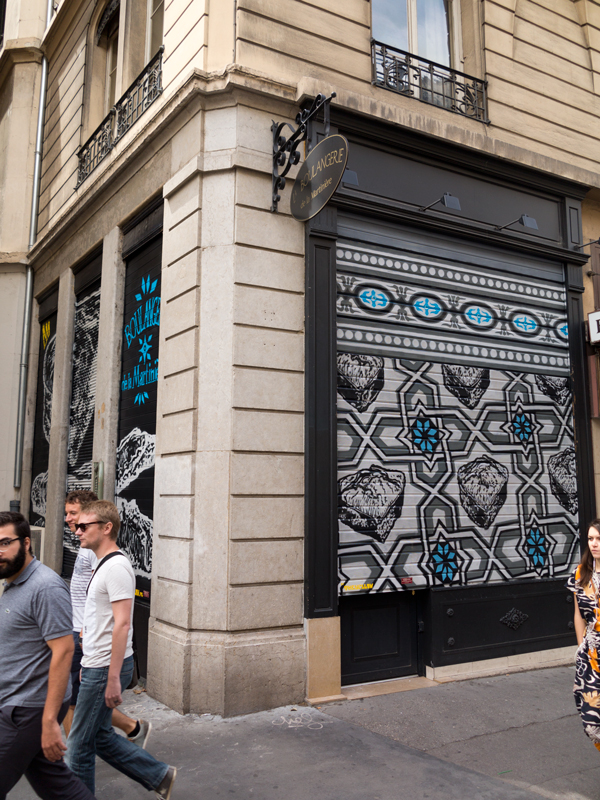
[337,242,579,596]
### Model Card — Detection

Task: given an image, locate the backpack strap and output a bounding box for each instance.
[86,550,123,595]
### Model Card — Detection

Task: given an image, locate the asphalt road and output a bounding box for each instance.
[9,666,595,800]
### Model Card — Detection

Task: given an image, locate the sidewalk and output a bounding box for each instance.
[10,666,596,800]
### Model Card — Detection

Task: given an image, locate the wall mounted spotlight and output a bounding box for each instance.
[419,192,461,212]
[576,238,600,250]
[342,169,359,188]
[495,214,538,232]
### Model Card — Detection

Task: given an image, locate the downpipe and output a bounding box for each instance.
[13,0,53,494]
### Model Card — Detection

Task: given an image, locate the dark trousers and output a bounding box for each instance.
[0,701,95,800]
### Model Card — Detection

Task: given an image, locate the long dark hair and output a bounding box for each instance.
[578,519,600,588]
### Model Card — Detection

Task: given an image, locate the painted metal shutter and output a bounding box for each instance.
[336,230,578,597]
[29,309,57,527]
[62,279,101,577]
[115,236,162,606]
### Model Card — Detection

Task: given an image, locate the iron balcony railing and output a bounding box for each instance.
[76,46,164,187]
[372,40,489,124]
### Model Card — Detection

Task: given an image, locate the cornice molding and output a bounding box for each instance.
[0,38,43,90]
[28,66,298,268]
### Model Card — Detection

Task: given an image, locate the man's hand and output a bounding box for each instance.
[105,674,122,708]
[43,634,74,761]
[41,718,67,761]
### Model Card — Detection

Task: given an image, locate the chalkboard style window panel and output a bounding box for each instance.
[29,311,57,527]
[62,278,101,578]
[116,236,162,612]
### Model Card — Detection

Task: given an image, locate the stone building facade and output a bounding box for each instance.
[2,0,600,715]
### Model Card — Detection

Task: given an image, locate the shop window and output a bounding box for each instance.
[372,0,453,66]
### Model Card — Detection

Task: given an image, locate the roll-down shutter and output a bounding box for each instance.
[337,233,578,596]
[63,275,101,577]
[29,296,58,527]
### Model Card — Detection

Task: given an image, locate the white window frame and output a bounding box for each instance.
[371,0,463,69]
[145,0,164,63]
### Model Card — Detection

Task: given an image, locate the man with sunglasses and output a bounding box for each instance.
[66,500,176,799]
[0,511,94,800]
[63,490,146,746]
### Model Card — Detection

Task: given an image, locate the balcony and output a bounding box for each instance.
[372,40,489,124]
[76,46,164,187]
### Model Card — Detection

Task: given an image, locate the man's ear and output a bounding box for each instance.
[25,536,33,556]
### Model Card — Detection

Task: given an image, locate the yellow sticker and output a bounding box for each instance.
[42,320,51,350]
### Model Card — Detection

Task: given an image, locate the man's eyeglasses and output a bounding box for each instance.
[0,537,20,550]
[74,521,106,533]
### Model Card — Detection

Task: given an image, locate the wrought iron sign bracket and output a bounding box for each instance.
[271,91,336,212]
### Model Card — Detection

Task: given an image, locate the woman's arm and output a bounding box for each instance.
[574,599,586,646]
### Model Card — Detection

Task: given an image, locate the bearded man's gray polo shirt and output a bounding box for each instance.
[0,558,73,708]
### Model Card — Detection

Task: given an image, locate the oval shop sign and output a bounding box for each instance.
[290,134,349,221]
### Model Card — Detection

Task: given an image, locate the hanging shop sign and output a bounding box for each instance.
[290,134,349,221]
[588,310,600,345]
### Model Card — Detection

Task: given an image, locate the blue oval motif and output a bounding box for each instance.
[512,314,538,334]
[413,297,442,319]
[464,305,494,327]
[556,322,568,339]
[358,288,390,310]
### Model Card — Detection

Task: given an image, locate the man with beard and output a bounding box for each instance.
[0,511,94,800]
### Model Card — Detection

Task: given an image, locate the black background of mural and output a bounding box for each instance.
[62,281,101,578]
[116,237,162,602]
[29,312,57,527]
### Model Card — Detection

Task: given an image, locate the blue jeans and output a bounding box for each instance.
[66,655,168,794]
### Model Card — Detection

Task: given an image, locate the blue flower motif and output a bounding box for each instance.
[413,297,442,318]
[526,528,546,567]
[135,275,158,302]
[431,542,457,582]
[464,306,492,326]
[359,288,390,310]
[512,413,533,442]
[513,315,538,333]
[411,417,439,453]
[134,392,149,405]
[139,335,152,363]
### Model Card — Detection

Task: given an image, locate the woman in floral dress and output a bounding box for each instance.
[568,520,600,750]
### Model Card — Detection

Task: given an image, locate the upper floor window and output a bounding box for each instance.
[147,0,164,62]
[371,0,488,122]
[104,12,120,111]
[0,0,6,48]
[372,0,451,66]
[77,0,164,184]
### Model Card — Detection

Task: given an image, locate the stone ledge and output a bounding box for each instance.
[306,694,347,705]
[425,645,577,682]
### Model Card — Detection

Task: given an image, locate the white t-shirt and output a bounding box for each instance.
[70,547,98,631]
[81,553,135,669]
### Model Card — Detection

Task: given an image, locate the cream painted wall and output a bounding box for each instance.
[0,267,27,510]
[37,0,600,241]
[2,0,47,43]
[0,61,41,254]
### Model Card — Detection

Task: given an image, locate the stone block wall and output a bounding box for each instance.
[147,98,306,715]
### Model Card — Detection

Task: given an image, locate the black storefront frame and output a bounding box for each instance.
[304,112,594,671]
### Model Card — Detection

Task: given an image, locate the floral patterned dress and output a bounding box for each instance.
[567,566,600,750]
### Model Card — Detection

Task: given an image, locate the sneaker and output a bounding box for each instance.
[155,766,177,799]
[128,719,152,749]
